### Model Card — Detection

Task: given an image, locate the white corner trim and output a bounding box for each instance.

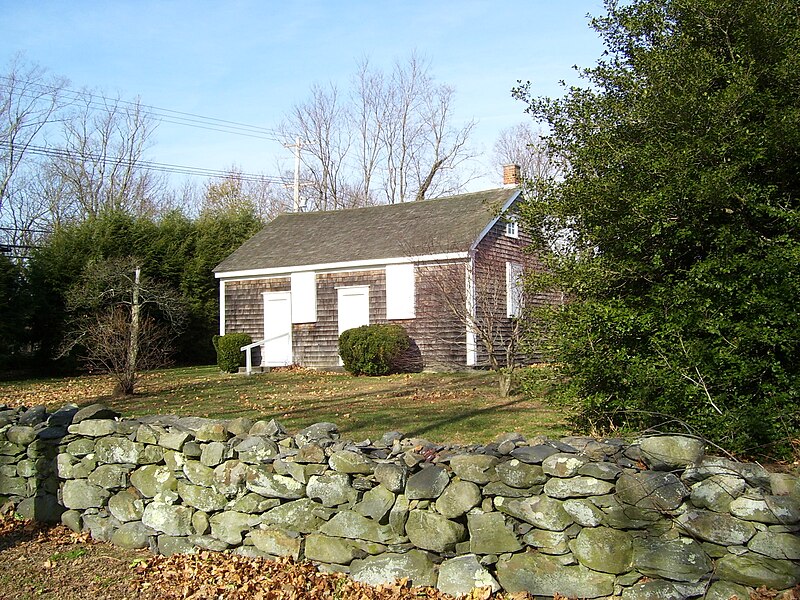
[214,252,469,280]
[219,280,226,336]
[465,258,477,367]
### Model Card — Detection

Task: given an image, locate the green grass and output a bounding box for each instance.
[0,365,569,445]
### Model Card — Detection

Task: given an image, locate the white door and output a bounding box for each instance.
[262,291,293,366]
[337,286,370,363]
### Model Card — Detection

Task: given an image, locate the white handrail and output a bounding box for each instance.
[239,334,287,374]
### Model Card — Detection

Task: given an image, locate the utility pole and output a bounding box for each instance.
[284,137,303,212]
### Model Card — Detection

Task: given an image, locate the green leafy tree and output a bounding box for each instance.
[0,254,30,368]
[516,0,800,457]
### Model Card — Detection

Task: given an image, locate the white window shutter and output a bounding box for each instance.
[291,271,317,323]
[386,263,415,319]
[506,262,524,318]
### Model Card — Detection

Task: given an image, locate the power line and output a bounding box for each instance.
[0,141,294,184]
[0,75,286,142]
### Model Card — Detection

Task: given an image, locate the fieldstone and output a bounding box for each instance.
[296,422,338,445]
[157,536,198,556]
[496,552,615,598]
[250,527,301,559]
[320,510,396,544]
[578,461,623,481]
[405,465,449,500]
[616,471,688,512]
[94,437,143,464]
[82,513,117,542]
[683,457,771,490]
[355,485,396,522]
[632,537,712,583]
[621,580,700,600]
[748,531,800,560]
[158,430,192,451]
[189,535,229,551]
[494,495,574,531]
[111,521,153,549]
[306,472,357,507]
[676,510,756,545]
[200,441,229,467]
[130,465,178,498]
[374,463,408,493]
[183,460,216,487]
[177,481,227,512]
[108,490,144,522]
[542,453,588,477]
[704,581,752,600]
[437,554,500,597]
[61,509,82,533]
[17,405,46,426]
[522,529,571,555]
[209,511,261,545]
[510,444,559,464]
[467,512,522,554]
[328,449,375,474]
[249,418,286,437]
[195,422,229,442]
[305,533,364,564]
[88,464,134,490]
[0,440,24,456]
[689,474,745,512]
[262,498,325,533]
[68,419,117,437]
[235,436,279,463]
[65,438,95,457]
[730,495,800,524]
[246,466,306,499]
[389,494,409,536]
[544,476,614,499]
[716,553,800,589]
[405,510,466,552]
[213,460,250,495]
[434,480,481,518]
[351,550,437,588]
[448,455,499,484]
[228,494,280,515]
[562,498,606,527]
[5,426,36,446]
[72,404,120,423]
[0,473,26,496]
[295,443,326,464]
[15,495,63,523]
[495,459,546,488]
[482,481,541,497]
[61,479,110,509]
[142,502,193,536]
[48,404,79,427]
[192,510,210,535]
[569,527,633,574]
[638,435,705,470]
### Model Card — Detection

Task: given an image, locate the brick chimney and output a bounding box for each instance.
[503,164,521,186]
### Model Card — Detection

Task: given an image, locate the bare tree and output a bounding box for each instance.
[46,93,164,220]
[416,252,537,397]
[60,257,185,396]
[280,54,476,209]
[200,167,288,222]
[493,122,561,185]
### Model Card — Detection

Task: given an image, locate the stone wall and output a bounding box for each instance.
[1,402,799,599]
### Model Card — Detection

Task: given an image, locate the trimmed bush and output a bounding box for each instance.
[213,333,252,373]
[338,324,411,376]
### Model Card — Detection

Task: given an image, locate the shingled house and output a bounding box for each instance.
[213,181,545,372]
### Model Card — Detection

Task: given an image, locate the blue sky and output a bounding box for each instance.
[0,1,606,191]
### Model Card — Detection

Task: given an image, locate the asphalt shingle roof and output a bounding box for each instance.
[214,188,517,273]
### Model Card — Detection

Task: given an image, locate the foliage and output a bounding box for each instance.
[515,0,800,458]
[338,324,411,376]
[214,333,252,373]
[0,255,30,368]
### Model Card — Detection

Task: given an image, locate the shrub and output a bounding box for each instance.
[213,333,252,373]
[338,324,411,376]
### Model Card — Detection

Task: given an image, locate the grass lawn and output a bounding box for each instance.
[0,365,569,445]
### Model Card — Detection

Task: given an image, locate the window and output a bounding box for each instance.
[385,263,415,319]
[290,271,317,323]
[504,218,519,238]
[506,261,524,318]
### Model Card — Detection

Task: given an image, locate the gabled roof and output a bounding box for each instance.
[214,187,520,276]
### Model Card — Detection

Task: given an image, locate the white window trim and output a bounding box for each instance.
[504,219,519,239]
